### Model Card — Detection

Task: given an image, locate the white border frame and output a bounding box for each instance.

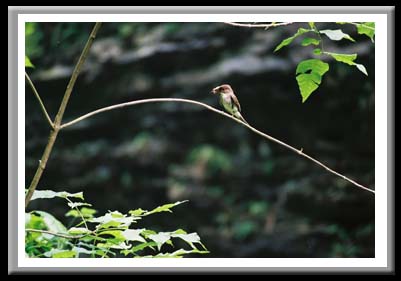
[18,13,387,268]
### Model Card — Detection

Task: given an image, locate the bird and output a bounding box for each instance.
[211,84,248,124]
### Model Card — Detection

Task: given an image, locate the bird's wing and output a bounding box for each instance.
[219,95,224,107]
[230,93,241,112]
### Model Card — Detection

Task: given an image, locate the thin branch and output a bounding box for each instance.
[25,22,102,209]
[25,72,54,128]
[25,228,87,239]
[224,22,293,29]
[53,22,102,128]
[60,98,374,194]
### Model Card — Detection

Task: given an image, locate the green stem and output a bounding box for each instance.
[25,228,87,239]
[66,197,89,230]
[25,22,102,209]
[312,24,325,53]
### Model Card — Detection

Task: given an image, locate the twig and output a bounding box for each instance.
[25,22,102,208]
[25,72,54,128]
[224,22,293,29]
[60,98,374,194]
[25,228,87,239]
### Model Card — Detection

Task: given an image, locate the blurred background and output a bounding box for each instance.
[25,22,374,258]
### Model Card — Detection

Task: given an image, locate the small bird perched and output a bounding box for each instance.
[211,84,248,124]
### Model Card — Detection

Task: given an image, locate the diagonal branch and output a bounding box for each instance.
[224,22,294,29]
[60,98,374,194]
[25,72,53,128]
[25,22,102,209]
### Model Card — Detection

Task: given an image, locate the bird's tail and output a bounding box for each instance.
[235,112,249,125]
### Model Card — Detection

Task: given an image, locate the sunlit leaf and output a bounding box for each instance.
[30,190,84,201]
[122,229,146,242]
[68,227,91,235]
[320,29,355,42]
[67,202,92,209]
[148,232,171,250]
[90,212,135,229]
[33,211,68,234]
[325,52,368,76]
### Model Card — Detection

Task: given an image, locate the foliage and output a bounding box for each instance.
[274,22,374,102]
[25,190,208,258]
[25,56,34,68]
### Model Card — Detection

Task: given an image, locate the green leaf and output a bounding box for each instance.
[33,211,68,234]
[171,232,205,250]
[90,212,135,229]
[320,29,355,42]
[30,190,84,201]
[130,242,158,254]
[44,249,77,258]
[122,229,146,242]
[173,229,187,235]
[274,28,311,52]
[66,207,97,219]
[68,227,91,235]
[356,22,375,42]
[301,37,320,46]
[128,208,146,217]
[141,229,157,239]
[97,241,131,250]
[143,200,189,216]
[327,53,357,65]
[325,52,368,76]
[97,230,126,242]
[148,232,171,251]
[25,55,34,68]
[296,59,329,102]
[308,22,315,29]
[296,59,329,76]
[72,246,93,256]
[313,48,322,55]
[54,250,77,258]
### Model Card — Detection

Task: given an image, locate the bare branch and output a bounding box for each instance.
[60,98,374,194]
[224,22,294,29]
[25,22,102,209]
[25,72,53,128]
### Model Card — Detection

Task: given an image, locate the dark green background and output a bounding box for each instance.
[25,22,375,257]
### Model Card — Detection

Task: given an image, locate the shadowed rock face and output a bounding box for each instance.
[26,22,374,258]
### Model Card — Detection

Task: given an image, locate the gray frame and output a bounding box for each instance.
[8,6,394,274]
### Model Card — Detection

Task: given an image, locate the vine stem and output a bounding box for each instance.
[224,22,293,29]
[25,22,102,208]
[60,98,374,194]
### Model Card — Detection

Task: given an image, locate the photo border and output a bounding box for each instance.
[8,6,394,274]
